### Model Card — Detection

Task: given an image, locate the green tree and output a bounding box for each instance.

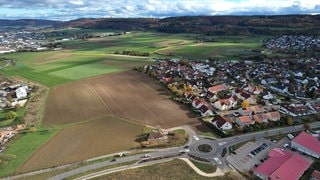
[6,111,17,120]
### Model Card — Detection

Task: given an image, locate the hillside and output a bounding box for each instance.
[0,19,61,27]
[58,15,320,35]
[1,15,320,35]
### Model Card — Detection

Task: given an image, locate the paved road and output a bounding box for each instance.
[6,121,320,180]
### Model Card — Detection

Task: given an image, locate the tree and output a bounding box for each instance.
[303,123,310,131]
[241,100,250,108]
[285,116,294,126]
[6,111,17,120]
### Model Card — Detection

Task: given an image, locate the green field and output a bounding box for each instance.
[0,31,265,87]
[0,127,60,177]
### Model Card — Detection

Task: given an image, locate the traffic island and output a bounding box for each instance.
[197,144,213,153]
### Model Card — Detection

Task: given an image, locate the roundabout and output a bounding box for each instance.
[197,144,213,153]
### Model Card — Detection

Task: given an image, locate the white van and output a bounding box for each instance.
[287,134,294,140]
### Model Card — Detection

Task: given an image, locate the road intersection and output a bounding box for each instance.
[5,121,320,180]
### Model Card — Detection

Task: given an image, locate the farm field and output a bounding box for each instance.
[88,70,202,129]
[17,116,143,173]
[43,70,204,130]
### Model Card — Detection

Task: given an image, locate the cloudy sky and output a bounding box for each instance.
[0,0,319,21]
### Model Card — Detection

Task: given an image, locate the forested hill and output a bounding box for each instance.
[58,15,320,35]
[1,15,320,35]
[0,19,61,27]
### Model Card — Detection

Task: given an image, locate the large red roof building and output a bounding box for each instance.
[254,148,311,180]
[291,131,320,159]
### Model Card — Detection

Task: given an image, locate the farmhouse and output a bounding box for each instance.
[254,148,311,180]
[291,131,320,159]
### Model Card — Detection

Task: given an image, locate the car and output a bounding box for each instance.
[233,112,240,117]
[143,154,151,158]
[184,145,190,149]
[179,149,190,153]
[287,134,294,140]
[213,157,222,165]
[270,139,277,143]
[193,135,200,141]
[283,143,289,148]
[110,158,116,162]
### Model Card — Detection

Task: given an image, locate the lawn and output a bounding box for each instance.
[0,127,60,177]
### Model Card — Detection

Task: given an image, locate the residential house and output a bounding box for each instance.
[213,96,237,111]
[254,148,311,180]
[199,104,213,117]
[291,131,320,159]
[211,115,233,130]
[236,116,254,127]
[208,84,228,94]
[15,86,28,99]
[311,170,320,180]
[238,105,265,116]
[267,111,281,121]
[192,99,204,109]
[253,114,269,123]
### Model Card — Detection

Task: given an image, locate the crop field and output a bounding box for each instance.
[43,79,112,125]
[0,50,151,87]
[89,70,201,128]
[44,70,203,129]
[17,116,143,173]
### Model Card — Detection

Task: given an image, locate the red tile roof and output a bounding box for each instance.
[255,148,310,180]
[312,170,320,180]
[208,84,228,93]
[238,116,252,124]
[292,131,320,154]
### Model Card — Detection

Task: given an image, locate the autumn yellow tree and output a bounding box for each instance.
[241,100,250,108]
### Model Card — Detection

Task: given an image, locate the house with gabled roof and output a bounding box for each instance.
[238,105,265,116]
[208,84,228,94]
[211,115,232,130]
[267,111,281,121]
[192,98,203,109]
[236,115,254,127]
[199,104,213,117]
[213,96,237,111]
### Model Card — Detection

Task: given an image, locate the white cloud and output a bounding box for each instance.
[0,0,319,20]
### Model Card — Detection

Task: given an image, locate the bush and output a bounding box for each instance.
[6,111,17,120]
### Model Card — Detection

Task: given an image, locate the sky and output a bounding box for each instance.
[0,0,319,21]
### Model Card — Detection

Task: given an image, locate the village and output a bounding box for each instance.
[0,79,31,154]
[0,29,50,53]
[141,55,320,135]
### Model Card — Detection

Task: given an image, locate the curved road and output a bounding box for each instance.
[5,121,320,180]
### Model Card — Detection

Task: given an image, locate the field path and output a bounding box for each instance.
[179,158,225,177]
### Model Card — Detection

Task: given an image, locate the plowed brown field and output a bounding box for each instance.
[29,70,207,170]
[44,70,201,129]
[17,116,143,173]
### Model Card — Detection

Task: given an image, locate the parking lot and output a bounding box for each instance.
[227,139,275,172]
